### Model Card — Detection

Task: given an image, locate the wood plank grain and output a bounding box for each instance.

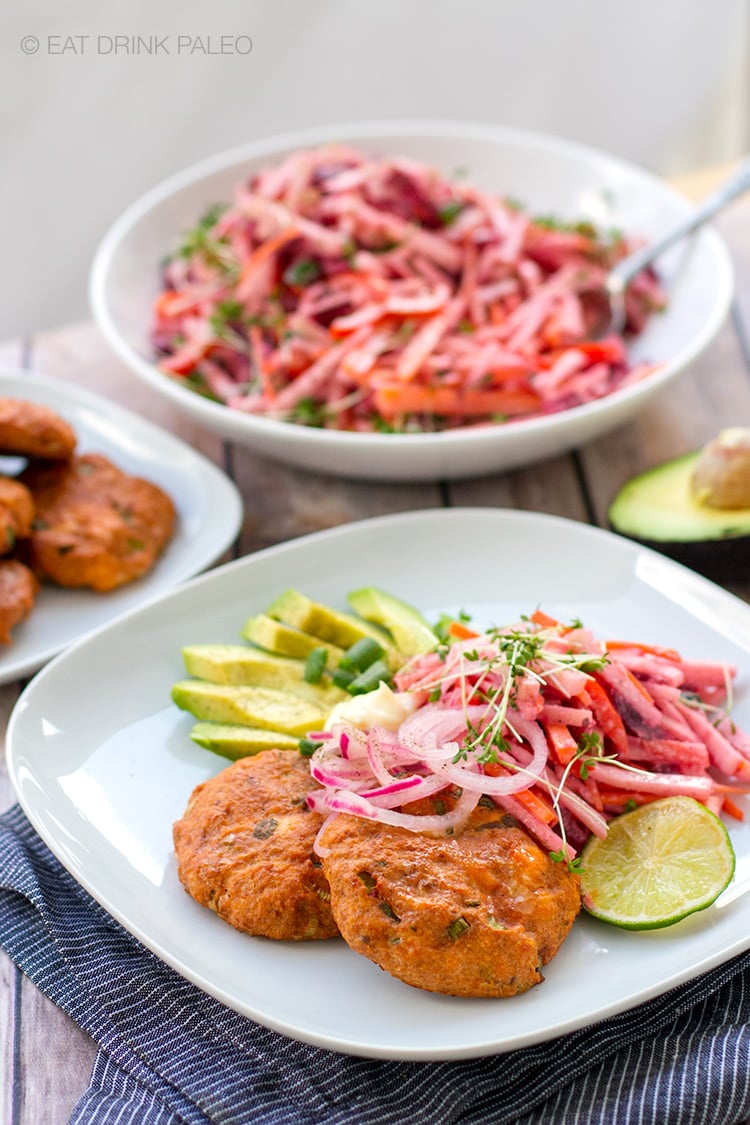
[446,453,590,521]
[231,446,442,556]
[16,976,96,1125]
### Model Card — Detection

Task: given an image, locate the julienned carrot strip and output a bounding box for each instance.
[721,796,745,821]
[373,383,542,419]
[531,609,560,629]
[596,788,657,811]
[235,227,300,300]
[447,621,480,641]
[543,722,578,766]
[514,786,558,826]
[620,664,658,704]
[154,291,188,319]
[578,681,629,756]
[484,765,558,826]
[605,640,682,661]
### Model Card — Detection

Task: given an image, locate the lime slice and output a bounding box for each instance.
[580,796,735,930]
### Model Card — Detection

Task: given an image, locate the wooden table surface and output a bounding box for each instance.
[2,184,750,1124]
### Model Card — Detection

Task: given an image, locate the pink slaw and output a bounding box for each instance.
[153,145,665,433]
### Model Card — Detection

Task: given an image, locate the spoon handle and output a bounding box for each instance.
[612,156,750,288]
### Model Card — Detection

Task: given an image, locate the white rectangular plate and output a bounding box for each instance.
[7,508,750,1059]
[0,369,242,681]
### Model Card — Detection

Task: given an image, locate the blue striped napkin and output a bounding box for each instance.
[2,802,750,1125]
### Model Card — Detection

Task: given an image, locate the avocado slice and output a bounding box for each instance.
[242,614,346,664]
[347,586,437,656]
[608,450,750,579]
[190,722,300,760]
[172,680,327,736]
[266,588,404,669]
[181,643,345,706]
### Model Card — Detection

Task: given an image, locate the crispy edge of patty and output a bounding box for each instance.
[320,802,581,997]
[20,453,176,591]
[173,748,339,942]
[0,399,76,460]
[0,558,39,644]
[0,477,35,555]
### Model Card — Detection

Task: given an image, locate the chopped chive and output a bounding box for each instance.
[347,659,391,695]
[339,636,385,673]
[447,916,470,941]
[304,647,328,683]
[379,902,400,922]
[332,667,356,690]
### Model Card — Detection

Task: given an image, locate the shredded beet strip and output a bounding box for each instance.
[153,145,664,433]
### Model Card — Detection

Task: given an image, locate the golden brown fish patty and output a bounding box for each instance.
[0,559,38,644]
[173,749,338,941]
[20,453,175,591]
[0,398,76,460]
[0,476,35,554]
[321,801,581,997]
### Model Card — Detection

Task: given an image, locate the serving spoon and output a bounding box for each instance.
[596,155,750,337]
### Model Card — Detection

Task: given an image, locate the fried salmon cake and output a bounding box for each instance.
[173,749,339,941]
[320,798,581,997]
[0,476,35,554]
[20,453,175,591]
[0,559,39,644]
[0,398,76,460]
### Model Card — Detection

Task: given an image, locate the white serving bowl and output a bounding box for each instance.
[90,120,733,481]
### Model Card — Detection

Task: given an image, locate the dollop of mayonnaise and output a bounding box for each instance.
[325,681,419,732]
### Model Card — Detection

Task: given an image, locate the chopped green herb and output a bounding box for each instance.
[438,200,464,226]
[253,817,278,840]
[298,738,318,757]
[289,397,327,428]
[379,901,401,922]
[447,916,470,941]
[283,258,322,287]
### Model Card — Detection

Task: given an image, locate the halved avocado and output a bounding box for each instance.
[609,450,750,579]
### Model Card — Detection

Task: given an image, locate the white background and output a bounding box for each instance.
[4,0,750,341]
